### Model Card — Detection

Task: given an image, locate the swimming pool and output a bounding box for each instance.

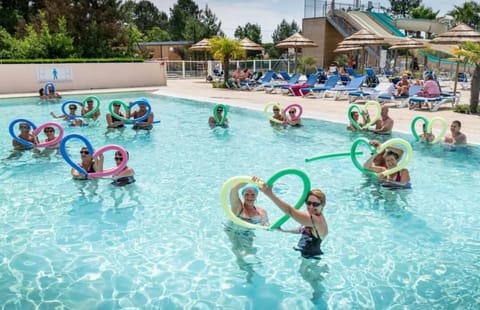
[0,92,479,308]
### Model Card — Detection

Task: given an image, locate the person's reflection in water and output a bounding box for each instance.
[299,258,330,305]
[224,223,263,283]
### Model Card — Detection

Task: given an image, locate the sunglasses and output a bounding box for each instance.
[114,157,123,161]
[305,200,322,207]
[80,151,90,155]
[44,129,54,133]
[289,111,296,114]
[273,109,279,111]
[19,125,30,130]
[113,104,121,107]
[217,109,223,112]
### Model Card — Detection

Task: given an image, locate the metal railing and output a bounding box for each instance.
[165,59,295,79]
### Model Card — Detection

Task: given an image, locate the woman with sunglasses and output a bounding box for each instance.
[106,103,126,128]
[283,108,302,127]
[208,106,229,128]
[270,106,285,126]
[50,104,83,127]
[71,147,103,180]
[258,180,327,259]
[111,151,135,186]
[12,122,38,151]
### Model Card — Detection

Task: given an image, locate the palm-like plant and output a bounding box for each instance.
[297,56,317,75]
[448,1,480,29]
[454,42,480,113]
[209,37,246,82]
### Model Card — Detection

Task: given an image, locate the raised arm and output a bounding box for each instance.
[260,185,310,227]
[93,154,104,173]
[229,182,247,215]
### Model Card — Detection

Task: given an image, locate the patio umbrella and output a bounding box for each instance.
[189,38,211,60]
[429,23,480,95]
[333,45,362,53]
[337,29,386,72]
[275,32,317,71]
[239,38,264,52]
[388,37,426,71]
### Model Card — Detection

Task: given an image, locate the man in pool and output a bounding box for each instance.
[208,106,228,128]
[443,120,467,145]
[371,106,393,134]
[82,99,101,120]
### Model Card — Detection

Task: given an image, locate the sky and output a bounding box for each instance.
[149,0,467,43]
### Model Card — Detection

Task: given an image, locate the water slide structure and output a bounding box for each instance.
[328,9,458,68]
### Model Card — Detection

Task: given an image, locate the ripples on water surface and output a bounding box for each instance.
[0,92,479,309]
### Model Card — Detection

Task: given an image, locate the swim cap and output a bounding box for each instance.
[241,185,258,195]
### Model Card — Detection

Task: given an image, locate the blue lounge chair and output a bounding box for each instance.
[282,73,319,96]
[251,70,278,91]
[264,73,301,94]
[325,75,366,100]
[377,85,423,108]
[348,82,394,104]
[279,71,291,81]
[300,75,340,98]
[346,67,362,78]
[408,91,460,111]
[365,68,379,87]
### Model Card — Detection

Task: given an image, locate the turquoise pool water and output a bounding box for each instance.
[0,92,479,309]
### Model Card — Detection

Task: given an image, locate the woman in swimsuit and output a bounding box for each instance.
[363,140,404,173]
[258,179,328,259]
[71,146,103,180]
[130,102,154,130]
[229,181,269,226]
[376,150,411,187]
[106,103,126,128]
[111,151,135,186]
[283,108,302,127]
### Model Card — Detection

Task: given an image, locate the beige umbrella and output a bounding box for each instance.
[189,38,211,61]
[337,29,386,72]
[389,38,426,70]
[429,23,480,95]
[189,38,210,51]
[239,38,264,52]
[275,32,317,71]
[334,45,362,53]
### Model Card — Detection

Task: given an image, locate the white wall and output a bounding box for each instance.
[0,61,167,94]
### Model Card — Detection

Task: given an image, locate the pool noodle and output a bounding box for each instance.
[305,151,363,163]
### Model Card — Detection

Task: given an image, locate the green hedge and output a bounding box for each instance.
[0,58,145,64]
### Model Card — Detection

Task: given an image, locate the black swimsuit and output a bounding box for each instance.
[112,115,125,128]
[112,175,136,186]
[294,215,323,259]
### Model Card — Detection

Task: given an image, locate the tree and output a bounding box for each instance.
[389,0,421,17]
[69,0,125,58]
[144,26,171,42]
[169,0,200,40]
[234,23,262,44]
[447,1,480,29]
[199,5,223,38]
[209,37,246,82]
[133,0,164,33]
[454,42,480,113]
[271,19,300,45]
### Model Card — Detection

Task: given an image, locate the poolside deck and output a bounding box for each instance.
[155,79,480,145]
